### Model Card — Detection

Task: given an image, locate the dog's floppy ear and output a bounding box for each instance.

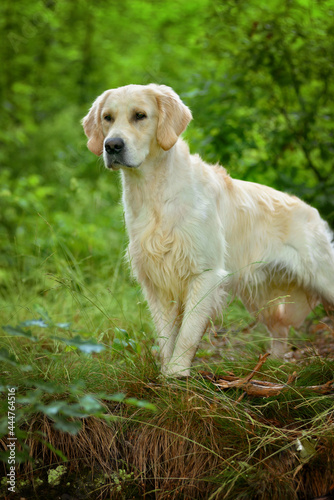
[149,84,192,151]
[82,91,110,156]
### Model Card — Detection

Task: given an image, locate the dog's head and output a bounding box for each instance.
[82,84,192,170]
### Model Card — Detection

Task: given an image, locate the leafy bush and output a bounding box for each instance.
[187,0,334,224]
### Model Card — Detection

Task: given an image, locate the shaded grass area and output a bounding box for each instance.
[1,310,334,499]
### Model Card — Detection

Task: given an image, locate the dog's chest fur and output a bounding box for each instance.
[122,172,200,303]
[127,204,198,302]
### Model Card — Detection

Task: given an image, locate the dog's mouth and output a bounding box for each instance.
[105,159,141,171]
[107,164,121,171]
[105,158,122,171]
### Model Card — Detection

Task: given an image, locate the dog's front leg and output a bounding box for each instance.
[146,292,181,369]
[162,270,229,377]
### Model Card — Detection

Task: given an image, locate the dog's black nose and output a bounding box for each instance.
[105,137,125,155]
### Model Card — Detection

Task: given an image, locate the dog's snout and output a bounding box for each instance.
[105,137,125,155]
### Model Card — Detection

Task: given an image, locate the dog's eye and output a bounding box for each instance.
[104,115,112,122]
[135,112,147,121]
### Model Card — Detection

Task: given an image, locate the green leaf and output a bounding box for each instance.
[296,437,317,460]
[56,322,71,329]
[37,401,67,417]
[21,317,70,330]
[78,394,103,413]
[29,381,63,394]
[17,389,44,405]
[103,392,126,402]
[0,417,9,436]
[124,397,157,412]
[112,338,129,351]
[53,335,105,354]
[0,347,18,366]
[37,401,91,419]
[2,325,37,342]
[21,318,49,328]
[61,404,90,418]
[53,418,82,435]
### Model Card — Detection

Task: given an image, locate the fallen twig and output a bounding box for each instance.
[199,354,334,398]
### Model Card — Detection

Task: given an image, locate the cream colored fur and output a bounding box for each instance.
[82,84,334,377]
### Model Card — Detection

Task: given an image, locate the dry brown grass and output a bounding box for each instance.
[5,381,333,500]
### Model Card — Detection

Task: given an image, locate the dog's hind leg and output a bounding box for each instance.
[258,286,318,357]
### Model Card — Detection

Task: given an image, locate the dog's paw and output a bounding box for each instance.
[161,363,190,378]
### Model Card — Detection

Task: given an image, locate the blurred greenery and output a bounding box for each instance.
[0,0,334,448]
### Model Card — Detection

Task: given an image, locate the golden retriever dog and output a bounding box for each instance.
[82,84,334,377]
